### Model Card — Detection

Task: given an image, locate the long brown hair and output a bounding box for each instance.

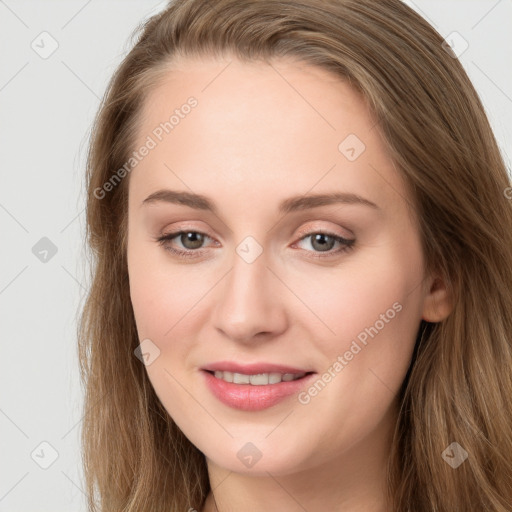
[78,0,512,510]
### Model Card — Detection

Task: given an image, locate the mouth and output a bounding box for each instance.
[200,365,317,411]
[204,369,315,385]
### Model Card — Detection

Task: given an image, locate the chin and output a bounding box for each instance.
[201,435,315,477]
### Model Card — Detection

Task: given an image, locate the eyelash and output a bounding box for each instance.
[154,229,355,260]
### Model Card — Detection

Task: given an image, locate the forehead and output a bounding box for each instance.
[128,55,408,216]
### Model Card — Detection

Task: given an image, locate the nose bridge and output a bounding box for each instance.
[212,240,287,341]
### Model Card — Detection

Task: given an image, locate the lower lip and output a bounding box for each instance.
[202,370,316,411]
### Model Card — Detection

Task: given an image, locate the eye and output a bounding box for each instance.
[154,229,355,260]
[294,231,355,258]
[155,230,214,259]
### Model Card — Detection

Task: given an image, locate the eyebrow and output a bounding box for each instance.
[141,189,380,214]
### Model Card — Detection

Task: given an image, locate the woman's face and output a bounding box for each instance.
[126,54,446,476]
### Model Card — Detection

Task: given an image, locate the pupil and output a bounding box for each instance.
[312,233,334,252]
[183,232,203,249]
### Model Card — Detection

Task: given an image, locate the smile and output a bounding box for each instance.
[202,369,316,411]
[211,370,307,385]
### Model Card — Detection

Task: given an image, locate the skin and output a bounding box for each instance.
[126,54,453,512]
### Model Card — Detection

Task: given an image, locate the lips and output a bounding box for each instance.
[202,370,316,411]
[201,361,314,375]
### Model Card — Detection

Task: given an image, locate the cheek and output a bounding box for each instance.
[127,231,200,340]
[294,256,417,344]
[293,239,424,390]
[127,254,199,413]
[127,244,214,406]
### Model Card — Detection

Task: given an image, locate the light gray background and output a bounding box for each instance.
[1,1,511,510]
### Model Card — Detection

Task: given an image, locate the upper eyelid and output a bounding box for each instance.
[159,220,354,241]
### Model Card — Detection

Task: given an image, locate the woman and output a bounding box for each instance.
[78,0,512,510]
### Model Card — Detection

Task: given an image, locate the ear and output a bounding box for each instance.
[421,273,454,322]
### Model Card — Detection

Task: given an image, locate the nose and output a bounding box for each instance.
[211,249,288,344]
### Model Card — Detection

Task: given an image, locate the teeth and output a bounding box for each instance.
[233,372,250,384]
[213,370,306,385]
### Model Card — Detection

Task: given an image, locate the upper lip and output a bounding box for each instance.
[202,361,315,375]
